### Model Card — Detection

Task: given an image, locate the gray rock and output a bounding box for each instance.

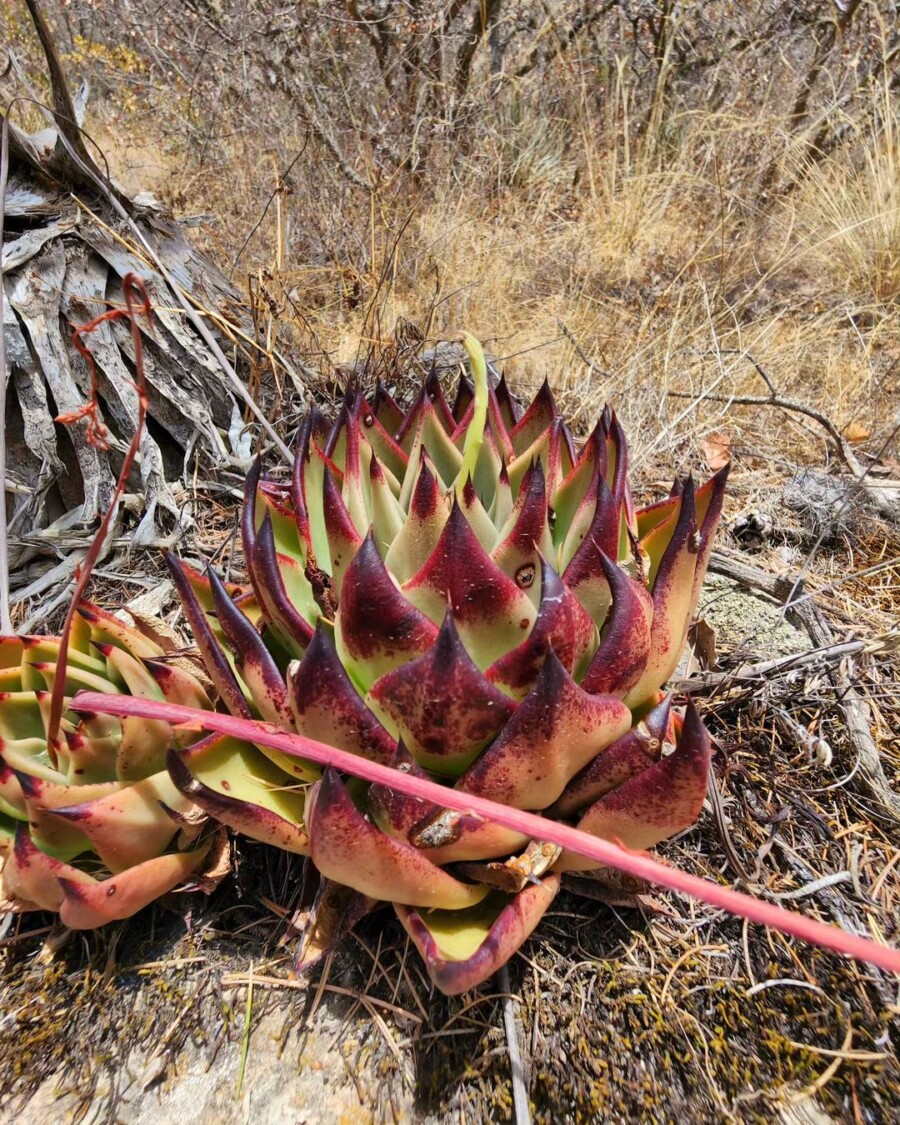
[698,574,811,663]
[4,1001,398,1124]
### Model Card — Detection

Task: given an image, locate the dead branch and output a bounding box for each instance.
[667,384,899,522]
[792,600,900,826]
[708,549,801,603]
[454,0,503,102]
[674,637,870,695]
[758,0,864,193]
[668,389,854,469]
[514,3,617,79]
[295,86,372,192]
[801,27,900,170]
[23,0,125,200]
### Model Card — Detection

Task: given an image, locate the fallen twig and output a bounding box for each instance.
[668,359,899,522]
[499,964,531,1125]
[708,549,799,602]
[674,638,871,695]
[792,600,900,826]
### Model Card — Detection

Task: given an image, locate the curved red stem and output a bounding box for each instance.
[69,692,900,976]
[46,274,152,755]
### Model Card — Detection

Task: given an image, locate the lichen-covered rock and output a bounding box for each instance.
[698,574,811,662]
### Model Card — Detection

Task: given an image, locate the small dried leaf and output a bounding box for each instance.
[699,432,731,471]
[293,877,376,973]
[194,827,232,894]
[842,421,871,443]
[689,618,718,671]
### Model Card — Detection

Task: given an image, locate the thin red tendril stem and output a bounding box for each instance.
[46,273,153,755]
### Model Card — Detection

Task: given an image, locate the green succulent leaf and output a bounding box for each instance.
[0,607,219,924]
[2,354,740,988]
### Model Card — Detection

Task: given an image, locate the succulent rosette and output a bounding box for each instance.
[0,605,217,927]
[161,335,727,994]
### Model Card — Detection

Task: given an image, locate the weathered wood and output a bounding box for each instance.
[2,165,259,599]
[8,242,116,521]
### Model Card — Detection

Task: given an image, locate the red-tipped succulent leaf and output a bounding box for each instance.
[0,611,218,924]
[136,334,729,992]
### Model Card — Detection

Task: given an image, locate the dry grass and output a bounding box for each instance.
[231,96,896,478]
[2,2,900,1121]
[5,4,896,468]
[790,101,900,307]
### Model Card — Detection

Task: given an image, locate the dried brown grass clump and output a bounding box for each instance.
[4,3,897,470]
[2,3,900,1121]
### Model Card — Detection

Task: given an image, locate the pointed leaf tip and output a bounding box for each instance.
[307,769,489,910]
[368,608,517,776]
[396,875,560,995]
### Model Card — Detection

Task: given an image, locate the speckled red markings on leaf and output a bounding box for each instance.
[151,335,728,993]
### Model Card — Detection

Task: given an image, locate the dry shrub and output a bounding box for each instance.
[2,1,896,468]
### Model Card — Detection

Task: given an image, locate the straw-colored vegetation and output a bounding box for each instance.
[1,2,899,1121]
